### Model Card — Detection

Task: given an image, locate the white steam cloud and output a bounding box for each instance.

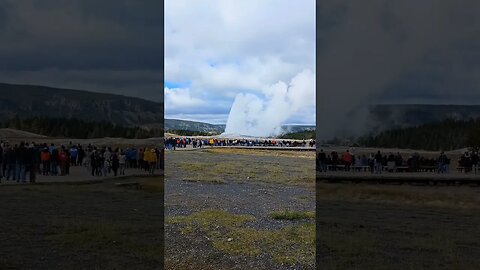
[223,69,315,137]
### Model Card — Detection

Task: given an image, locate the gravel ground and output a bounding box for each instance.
[164,149,316,270]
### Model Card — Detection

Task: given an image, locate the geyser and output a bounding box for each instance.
[223,69,315,137]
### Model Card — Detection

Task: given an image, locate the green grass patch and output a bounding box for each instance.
[167,210,315,266]
[174,159,314,186]
[270,210,315,221]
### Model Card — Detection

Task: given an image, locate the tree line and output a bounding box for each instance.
[279,130,316,140]
[358,119,480,151]
[165,129,219,136]
[1,116,163,139]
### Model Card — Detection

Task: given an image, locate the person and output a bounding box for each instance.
[5,145,16,181]
[111,153,119,177]
[103,155,110,177]
[59,147,68,176]
[51,145,59,176]
[90,149,98,176]
[368,153,375,173]
[119,151,126,175]
[15,142,27,182]
[387,152,396,172]
[77,146,85,167]
[25,143,37,183]
[65,148,71,175]
[472,151,479,174]
[331,151,339,171]
[374,150,383,174]
[143,148,151,172]
[438,151,448,174]
[41,147,51,176]
[148,149,157,174]
[69,146,78,166]
[317,149,327,172]
[342,150,353,171]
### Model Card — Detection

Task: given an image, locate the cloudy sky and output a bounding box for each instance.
[0,0,163,102]
[316,0,480,138]
[165,0,315,125]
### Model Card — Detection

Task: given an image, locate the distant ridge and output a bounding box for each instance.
[0,128,48,139]
[164,119,225,134]
[165,118,315,134]
[368,104,480,130]
[0,82,163,127]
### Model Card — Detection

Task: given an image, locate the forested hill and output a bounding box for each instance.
[368,104,480,130]
[0,82,163,127]
[358,119,480,151]
[1,117,163,139]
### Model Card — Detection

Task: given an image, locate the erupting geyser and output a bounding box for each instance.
[222,69,315,137]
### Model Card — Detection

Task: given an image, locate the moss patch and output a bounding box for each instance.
[167,210,315,266]
[270,210,315,221]
[176,160,313,186]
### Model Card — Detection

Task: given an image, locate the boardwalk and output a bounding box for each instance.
[317,171,480,185]
[0,166,162,185]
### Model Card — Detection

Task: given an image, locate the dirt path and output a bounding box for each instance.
[0,166,160,184]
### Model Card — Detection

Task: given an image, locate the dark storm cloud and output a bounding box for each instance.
[0,0,163,102]
[317,0,480,139]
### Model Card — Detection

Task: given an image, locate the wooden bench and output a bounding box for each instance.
[419,166,436,172]
[396,166,409,172]
[326,165,348,171]
[351,166,369,172]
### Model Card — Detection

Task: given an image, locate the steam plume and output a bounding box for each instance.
[223,69,315,137]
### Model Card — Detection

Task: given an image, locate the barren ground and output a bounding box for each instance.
[164,148,316,270]
[0,176,164,270]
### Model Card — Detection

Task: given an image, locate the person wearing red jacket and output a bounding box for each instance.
[342,150,353,171]
[58,147,68,176]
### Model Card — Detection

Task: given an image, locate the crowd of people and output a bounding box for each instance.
[458,148,480,173]
[316,148,468,174]
[0,140,164,184]
[164,137,315,150]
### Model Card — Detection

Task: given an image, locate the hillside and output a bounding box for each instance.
[0,128,48,139]
[164,119,225,134]
[165,118,315,135]
[358,119,480,151]
[368,104,480,130]
[0,82,163,127]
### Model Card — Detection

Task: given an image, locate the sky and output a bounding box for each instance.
[165,0,316,125]
[316,0,480,139]
[0,0,163,102]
